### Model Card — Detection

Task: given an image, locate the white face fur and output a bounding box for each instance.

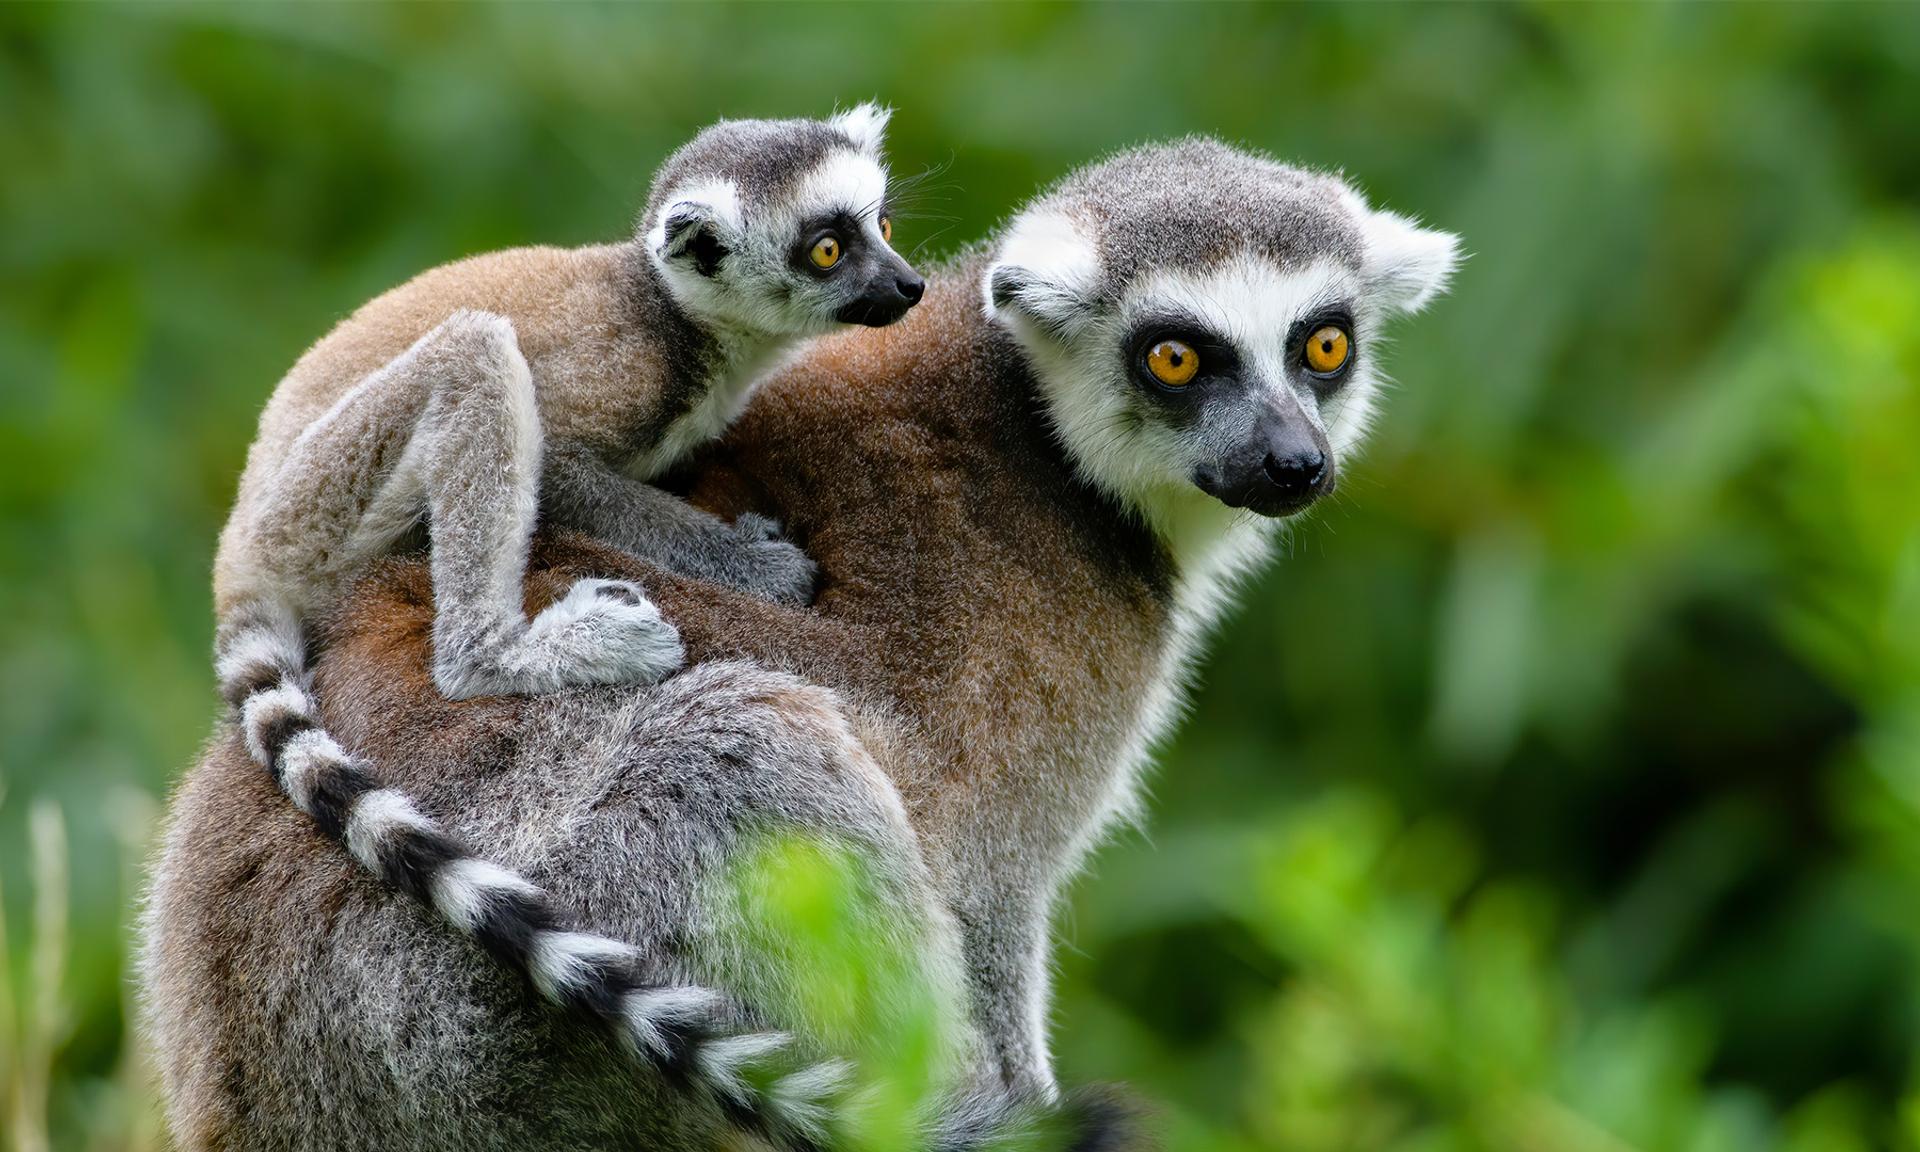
[645,106,920,339]
[984,161,1459,561]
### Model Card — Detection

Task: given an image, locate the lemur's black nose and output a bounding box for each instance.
[1263,448,1328,500]
[837,266,925,327]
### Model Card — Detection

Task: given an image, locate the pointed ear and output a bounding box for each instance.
[983,263,1094,341]
[1362,208,1460,314]
[653,184,739,277]
[982,208,1100,340]
[830,102,891,156]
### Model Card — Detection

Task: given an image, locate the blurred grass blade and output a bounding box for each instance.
[10,801,67,1152]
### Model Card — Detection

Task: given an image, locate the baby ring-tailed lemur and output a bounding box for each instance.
[149,138,1457,1150]
[208,106,920,1136]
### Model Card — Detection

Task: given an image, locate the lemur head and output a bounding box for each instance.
[984,138,1458,534]
[642,104,924,336]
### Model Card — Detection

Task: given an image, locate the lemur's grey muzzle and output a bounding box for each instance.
[1193,414,1335,517]
[837,253,925,328]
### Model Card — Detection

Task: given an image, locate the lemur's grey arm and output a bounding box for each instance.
[540,442,817,606]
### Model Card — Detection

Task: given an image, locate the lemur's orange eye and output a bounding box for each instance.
[879,215,893,244]
[1304,326,1350,375]
[1145,339,1200,388]
[810,234,842,269]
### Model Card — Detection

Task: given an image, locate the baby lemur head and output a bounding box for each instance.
[984,138,1459,533]
[642,104,924,336]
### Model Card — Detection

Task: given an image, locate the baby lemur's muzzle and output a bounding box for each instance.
[838,252,926,327]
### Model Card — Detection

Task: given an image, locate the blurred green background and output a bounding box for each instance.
[3,3,1919,1149]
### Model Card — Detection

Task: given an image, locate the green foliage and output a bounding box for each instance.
[719,833,960,1151]
[1,3,1917,1149]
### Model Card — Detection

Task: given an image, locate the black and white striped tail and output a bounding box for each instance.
[214,601,850,1148]
[216,602,1140,1152]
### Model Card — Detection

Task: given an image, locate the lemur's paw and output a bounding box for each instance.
[729,515,819,606]
[513,578,685,691]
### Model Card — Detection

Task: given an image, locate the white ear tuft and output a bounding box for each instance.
[981,207,1100,339]
[830,102,891,155]
[983,263,1095,341]
[646,178,741,262]
[1362,208,1461,314]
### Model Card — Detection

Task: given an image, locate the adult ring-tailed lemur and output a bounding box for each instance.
[143,138,1459,1151]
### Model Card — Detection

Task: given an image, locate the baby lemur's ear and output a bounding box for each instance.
[829,102,891,156]
[982,208,1099,341]
[648,195,729,278]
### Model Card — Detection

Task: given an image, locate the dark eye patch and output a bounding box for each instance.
[802,209,859,233]
[791,210,865,275]
[1286,303,1355,351]
[1124,315,1243,406]
[1125,315,1241,377]
[1288,302,1357,389]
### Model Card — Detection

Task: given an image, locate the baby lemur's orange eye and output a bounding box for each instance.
[879,215,893,244]
[810,234,842,269]
[1145,339,1200,388]
[1304,325,1350,375]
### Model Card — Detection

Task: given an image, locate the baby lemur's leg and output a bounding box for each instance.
[542,444,817,607]
[247,350,439,593]
[250,311,684,699]
[412,311,684,698]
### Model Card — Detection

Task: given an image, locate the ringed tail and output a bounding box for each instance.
[213,599,845,1148]
[213,600,1140,1151]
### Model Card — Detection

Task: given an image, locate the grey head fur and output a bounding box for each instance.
[644,104,923,336]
